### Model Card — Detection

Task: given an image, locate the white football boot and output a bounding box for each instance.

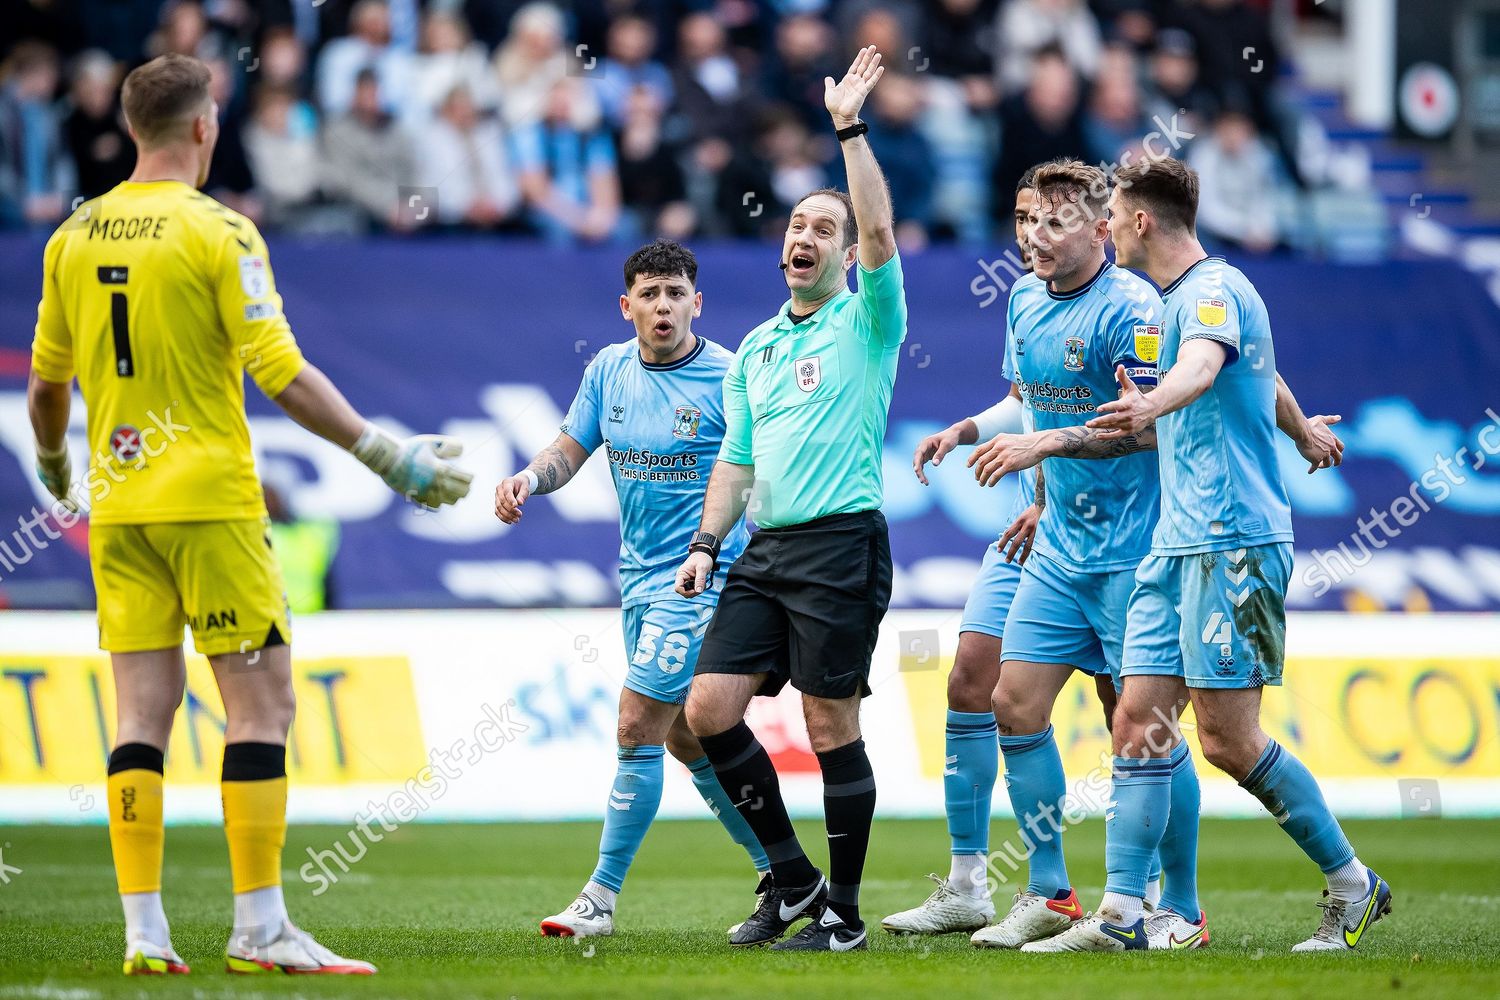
[971,888,1082,949]
[1291,869,1392,953]
[882,874,994,935]
[123,939,189,976]
[225,921,376,974]
[540,890,615,939]
[1019,908,1148,953]
[1145,908,1210,950]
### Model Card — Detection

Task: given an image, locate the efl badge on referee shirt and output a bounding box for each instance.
[1133,325,1161,363]
[239,256,269,298]
[1063,337,1085,372]
[109,425,143,463]
[1197,298,1228,328]
[794,355,822,392]
[673,405,702,439]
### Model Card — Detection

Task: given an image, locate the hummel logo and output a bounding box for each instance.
[608,790,636,811]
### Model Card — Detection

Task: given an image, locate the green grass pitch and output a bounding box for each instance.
[1,818,1497,998]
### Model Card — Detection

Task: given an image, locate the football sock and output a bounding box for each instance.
[1239,739,1357,888]
[1101,890,1144,926]
[583,880,618,911]
[1326,857,1371,904]
[818,739,876,929]
[686,755,770,872]
[698,722,817,887]
[1145,878,1162,909]
[109,743,167,945]
[998,726,1069,897]
[1104,755,1172,903]
[944,709,999,864]
[222,743,290,946]
[1160,739,1202,918]
[121,890,171,948]
[589,744,666,893]
[232,886,287,948]
[948,853,989,898]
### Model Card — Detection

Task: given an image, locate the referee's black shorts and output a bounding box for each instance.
[695,510,893,699]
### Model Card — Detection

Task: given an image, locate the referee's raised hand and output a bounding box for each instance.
[825,44,885,125]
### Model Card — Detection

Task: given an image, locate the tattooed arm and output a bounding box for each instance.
[494,432,591,524]
[969,423,1157,487]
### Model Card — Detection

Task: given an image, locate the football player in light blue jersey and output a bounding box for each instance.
[953,159,1204,950]
[494,240,767,938]
[884,171,1119,937]
[1017,157,1383,955]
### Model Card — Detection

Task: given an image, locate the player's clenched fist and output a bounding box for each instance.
[675,550,714,598]
[494,472,533,524]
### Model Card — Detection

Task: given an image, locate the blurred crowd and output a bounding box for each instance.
[0,0,1350,251]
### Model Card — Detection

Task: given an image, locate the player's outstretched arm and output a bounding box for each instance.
[27,372,78,511]
[272,364,473,508]
[968,422,1157,487]
[914,391,1024,485]
[1089,340,1227,439]
[1274,372,1344,473]
[828,45,895,270]
[495,433,591,525]
[675,459,754,598]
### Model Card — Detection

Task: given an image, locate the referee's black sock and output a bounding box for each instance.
[697,721,817,887]
[819,739,876,930]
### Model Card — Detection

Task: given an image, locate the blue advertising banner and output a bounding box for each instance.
[2,236,1498,611]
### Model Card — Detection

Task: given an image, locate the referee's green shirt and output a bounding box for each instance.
[719,252,907,528]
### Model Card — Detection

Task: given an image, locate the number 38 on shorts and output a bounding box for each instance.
[621,597,715,705]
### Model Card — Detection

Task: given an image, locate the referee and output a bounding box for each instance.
[675,45,905,953]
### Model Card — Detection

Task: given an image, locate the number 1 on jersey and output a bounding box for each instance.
[111,292,133,377]
[99,265,133,377]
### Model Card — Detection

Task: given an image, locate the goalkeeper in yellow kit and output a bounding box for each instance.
[26,54,471,976]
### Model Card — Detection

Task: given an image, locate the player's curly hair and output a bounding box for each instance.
[623,239,699,290]
[1030,158,1110,224]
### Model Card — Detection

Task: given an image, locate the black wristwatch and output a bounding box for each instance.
[688,530,721,564]
[836,120,869,143]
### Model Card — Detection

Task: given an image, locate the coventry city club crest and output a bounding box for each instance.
[1063,336,1086,372]
[673,405,702,440]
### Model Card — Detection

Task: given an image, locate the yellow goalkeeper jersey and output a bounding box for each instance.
[30,179,307,525]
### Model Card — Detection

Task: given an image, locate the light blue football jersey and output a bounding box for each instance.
[1003,262,1163,571]
[561,336,749,608]
[1152,256,1293,555]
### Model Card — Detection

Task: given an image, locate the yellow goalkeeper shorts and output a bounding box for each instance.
[90,518,291,656]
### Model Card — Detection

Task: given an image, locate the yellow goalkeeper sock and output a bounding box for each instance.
[221,742,287,893]
[107,743,165,895]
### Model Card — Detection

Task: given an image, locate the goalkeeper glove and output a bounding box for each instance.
[35,440,79,513]
[351,424,473,508]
